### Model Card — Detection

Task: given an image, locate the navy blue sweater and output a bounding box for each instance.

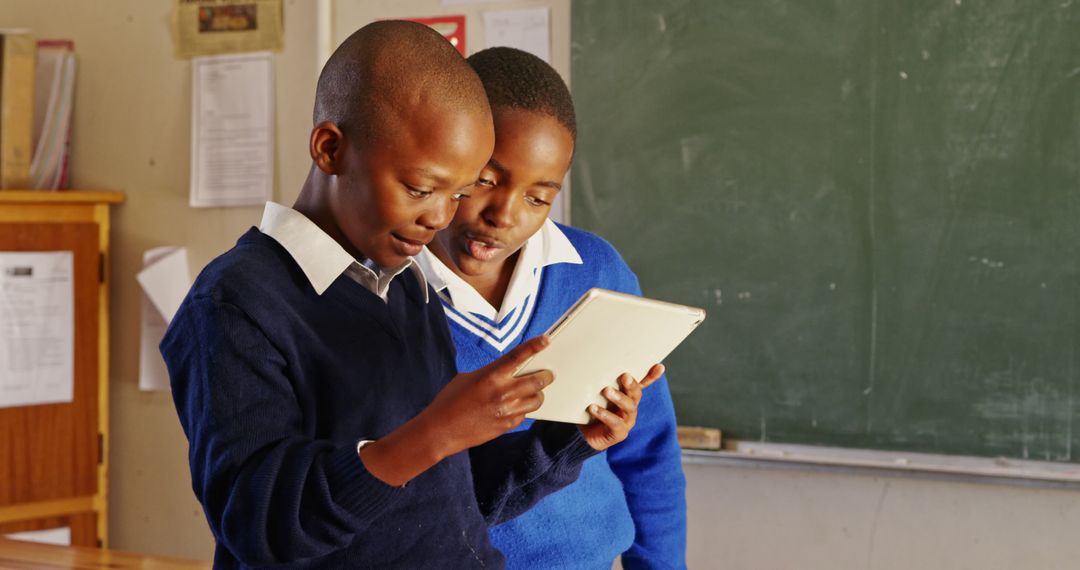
[162,229,597,569]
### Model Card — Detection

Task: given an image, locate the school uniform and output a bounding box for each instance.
[162,202,598,569]
[416,220,688,570]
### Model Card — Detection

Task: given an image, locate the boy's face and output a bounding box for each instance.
[429,108,574,280]
[330,107,494,269]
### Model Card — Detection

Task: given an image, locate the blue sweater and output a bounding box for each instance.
[444,225,688,570]
[162,229,598,569]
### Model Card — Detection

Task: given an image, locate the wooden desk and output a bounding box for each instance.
[0,538,210,569]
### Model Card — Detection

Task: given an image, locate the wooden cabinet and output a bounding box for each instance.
[0,191,123,547]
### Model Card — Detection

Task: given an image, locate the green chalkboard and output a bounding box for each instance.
[571,0,1079,461]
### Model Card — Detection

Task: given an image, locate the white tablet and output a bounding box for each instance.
[515,288,706,424]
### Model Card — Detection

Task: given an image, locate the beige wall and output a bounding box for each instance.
[4,1,1080,568]
[0,0,317,559]
[685,462,1080,569]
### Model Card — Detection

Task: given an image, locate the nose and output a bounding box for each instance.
[482,189,517,229]
[418,194,458,231]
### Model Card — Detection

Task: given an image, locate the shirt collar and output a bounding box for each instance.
[258,201,428,302]
[416,218,581,318]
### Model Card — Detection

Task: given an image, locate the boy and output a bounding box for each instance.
[163,22,650,568]
[418,47,687,569]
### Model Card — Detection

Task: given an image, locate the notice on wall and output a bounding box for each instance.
[483,7,551,63]
[171,0,283,58]
[0,251,74,409]
[136,246,192,391]
[190,51,274,208]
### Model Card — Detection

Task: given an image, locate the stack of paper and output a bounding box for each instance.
[0,30,35,189]
[30,40,75,190]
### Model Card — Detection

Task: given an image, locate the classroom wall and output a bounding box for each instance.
[4,1,1080,567]
[0,0,318,559]
[685,463,1080,569]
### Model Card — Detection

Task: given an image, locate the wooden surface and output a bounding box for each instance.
[0,538,210,569]
[0,224,101,508]
[677,426,722,451]
[0,192,121,546]
[0,190,124,204]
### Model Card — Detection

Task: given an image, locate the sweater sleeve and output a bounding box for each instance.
[606,375,688,570]
[162,297,405,566]
[468,421,599,526]
[602,243,689,570]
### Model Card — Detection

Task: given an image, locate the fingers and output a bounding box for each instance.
[640,364,665,388]
[587,403,630,438]
[618,373,644,405]
[505,370,554,401]
[604,379,638,416]
[495,390,545,419]
[492,335,549,376]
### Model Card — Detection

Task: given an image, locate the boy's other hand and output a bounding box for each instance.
[579,363,664,451]
[423,335,553,456]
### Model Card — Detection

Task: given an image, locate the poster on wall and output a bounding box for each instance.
[171,0,283,58]
[0,251,74,409]
[405,15,467,56]
[189,52,274,208]
[483,7,550,63]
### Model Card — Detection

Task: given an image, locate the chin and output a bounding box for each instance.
[458,254,494,276]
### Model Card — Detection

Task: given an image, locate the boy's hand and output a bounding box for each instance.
[422,335,553,456]
[579,364,665,451]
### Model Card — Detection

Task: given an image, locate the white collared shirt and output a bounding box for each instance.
[258,201,428,303]
[415,219,582,351]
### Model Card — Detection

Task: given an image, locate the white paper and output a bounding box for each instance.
[4,526,71,546]
[137,247,192,391]
[190,52,274,208]
[483,7,551,63]
[136,246,192,324]
[0,252,74,409]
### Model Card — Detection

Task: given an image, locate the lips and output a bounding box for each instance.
[391,233,430,256]
[463,231,505,262]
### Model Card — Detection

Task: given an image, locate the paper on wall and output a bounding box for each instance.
[0,251,74,409]
[190,52,274,208]
[171,0,283,58]
[136,247,192,392]
[3,527,71,546]
[483,7,551,63]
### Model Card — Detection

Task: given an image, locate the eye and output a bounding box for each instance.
[405,184,432,198]
[525,195,551,207]
[475,177,496,188]
[452,191,471,202]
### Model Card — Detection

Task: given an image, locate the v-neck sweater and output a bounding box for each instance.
[162,228,597,569]
[443,224,689,569]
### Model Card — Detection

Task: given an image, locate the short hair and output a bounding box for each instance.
[314,20,489,144]
[466,47,576,142]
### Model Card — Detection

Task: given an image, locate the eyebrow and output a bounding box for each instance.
[404,168,452,186]
[487,158,563,191]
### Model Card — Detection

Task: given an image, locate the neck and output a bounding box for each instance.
[470,251,518,309]
[294,167,365,261]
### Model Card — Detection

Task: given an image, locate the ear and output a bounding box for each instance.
[310,121,345,175]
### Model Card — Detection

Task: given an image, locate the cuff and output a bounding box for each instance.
[540,422,602,480]
[323,444,404,522]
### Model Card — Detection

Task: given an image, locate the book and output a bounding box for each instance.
[0,30,35,189]
[30,40,75,190]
